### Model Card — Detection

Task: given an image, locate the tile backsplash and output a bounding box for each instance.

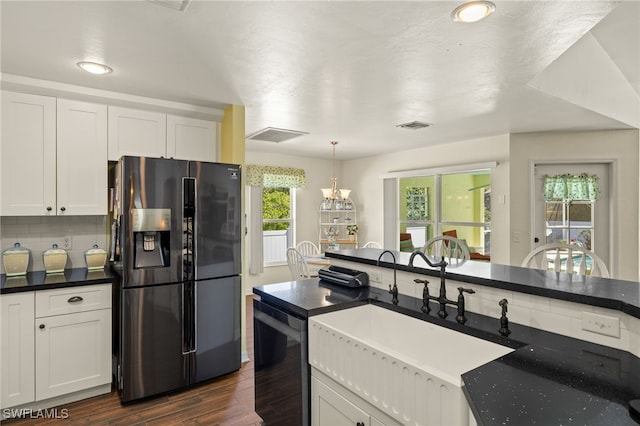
[1,216,108,273]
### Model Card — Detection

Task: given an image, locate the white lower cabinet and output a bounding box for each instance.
[0,284,112,412]
[1,292,36,409]
[35,308,111,400]
[312,371,402,426]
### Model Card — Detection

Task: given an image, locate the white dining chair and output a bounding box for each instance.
[286,247,311,280]
[362,241,382,249]
[421,235,470,266]
[521,243,609,277]
[296,241,320,257]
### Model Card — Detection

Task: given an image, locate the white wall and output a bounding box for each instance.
[509,129,640,281]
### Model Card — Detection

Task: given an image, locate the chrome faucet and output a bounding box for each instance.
[377,250,398,304]
[409,250,475,323]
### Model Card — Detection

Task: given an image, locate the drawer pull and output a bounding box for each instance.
[39,324,45,330]
[67,296,84,303]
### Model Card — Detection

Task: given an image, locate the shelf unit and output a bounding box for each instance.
[319,198,357,252]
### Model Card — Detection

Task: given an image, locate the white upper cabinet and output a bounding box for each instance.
[57,99,108,215]
[1,91,57,216]
[108,106,167,161]
[167,115,217,162]
[1,92,108,216]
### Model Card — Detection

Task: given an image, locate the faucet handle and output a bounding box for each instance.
[458,287,475,295]
[413,278,429,284]
[498,299,511,336]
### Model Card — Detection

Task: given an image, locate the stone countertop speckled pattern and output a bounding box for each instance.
[253,277,640,425]
[0,267,116,294]
[325,248,640,319]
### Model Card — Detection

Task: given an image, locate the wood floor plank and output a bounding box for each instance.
[2,296,263,426]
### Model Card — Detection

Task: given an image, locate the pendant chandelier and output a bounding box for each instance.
[321,141,351,201]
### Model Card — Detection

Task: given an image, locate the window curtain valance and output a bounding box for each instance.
[246,165,306,188]
[543,173,600,201]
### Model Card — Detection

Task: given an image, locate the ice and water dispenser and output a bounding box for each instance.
[131,208,171,269]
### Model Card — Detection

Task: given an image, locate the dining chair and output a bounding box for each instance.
[421,235,470,266]
[286,247,311,280]
[296,240,320,257]
[521,242,609,277]
[362,241,382,249]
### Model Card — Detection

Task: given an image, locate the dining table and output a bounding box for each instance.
[304,254,331,276]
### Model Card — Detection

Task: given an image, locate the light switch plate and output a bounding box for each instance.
[582,312,620,338]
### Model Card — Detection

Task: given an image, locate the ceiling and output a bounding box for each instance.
[1,1,638,160]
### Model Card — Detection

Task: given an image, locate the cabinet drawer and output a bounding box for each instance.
[36,284,111,317]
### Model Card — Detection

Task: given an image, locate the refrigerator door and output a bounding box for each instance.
[191,276,241,383]
[189,161,241,280]
[120,284,188,402]
[119,156,188,287]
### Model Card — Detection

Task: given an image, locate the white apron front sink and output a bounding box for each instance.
[308,304,514,426]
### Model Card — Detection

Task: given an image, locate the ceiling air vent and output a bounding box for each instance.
[246,127,309,143]
[396,121,432,130]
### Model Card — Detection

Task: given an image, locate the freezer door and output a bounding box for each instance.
[120,284,188,402]
[189,161,241,280]
[191,276,241,384]
[119,156,188,287]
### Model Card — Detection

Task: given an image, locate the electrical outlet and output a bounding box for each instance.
[582,312,620,338]
[369,270,381,283]
[61,236,72,250]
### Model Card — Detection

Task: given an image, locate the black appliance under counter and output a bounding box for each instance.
[254,278,640,426]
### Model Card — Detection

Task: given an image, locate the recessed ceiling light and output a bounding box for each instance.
[77,61,113,75]
[451,1,495,23]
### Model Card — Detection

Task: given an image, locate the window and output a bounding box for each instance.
[262,187,295,266]
[398,169,491,256]
[543,173,599,250]
[247,164,305,274]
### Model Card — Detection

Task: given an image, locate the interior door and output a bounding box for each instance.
[533,163,610,267]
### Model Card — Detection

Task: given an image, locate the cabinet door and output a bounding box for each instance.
[35,309,111,400]
[312,376,369,426]
[166,115,217,161]
[1,91,56,216]
[1,292,35,409]
[107,106,166,160]
[57,99,108,215]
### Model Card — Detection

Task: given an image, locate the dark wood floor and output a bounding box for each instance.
[4,296,263,425]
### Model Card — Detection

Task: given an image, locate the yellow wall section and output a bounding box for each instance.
[220,104,248,361]
[221,105,245,165]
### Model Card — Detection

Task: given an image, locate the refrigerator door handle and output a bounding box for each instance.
[182,282,196,355]
[182,177,196,282]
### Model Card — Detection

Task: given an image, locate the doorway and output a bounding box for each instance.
[532,163,611,273]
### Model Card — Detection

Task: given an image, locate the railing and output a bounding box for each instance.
[263,230,290,266]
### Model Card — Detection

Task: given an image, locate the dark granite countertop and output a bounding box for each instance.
[253,278,640,425]
[0,267,116,294]
[325,248,640,319]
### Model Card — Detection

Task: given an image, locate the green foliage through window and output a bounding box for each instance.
[263,187,291,231]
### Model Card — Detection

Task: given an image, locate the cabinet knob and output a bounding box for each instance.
[46,206,52,212]
[60,207,66,212]
[356,422,365,426]
[39,324,45,330]
[67,296,84,303]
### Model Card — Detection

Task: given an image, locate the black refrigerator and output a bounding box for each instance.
[111,156,242,403]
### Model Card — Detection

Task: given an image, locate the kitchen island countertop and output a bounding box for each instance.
[254,273,640,425]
